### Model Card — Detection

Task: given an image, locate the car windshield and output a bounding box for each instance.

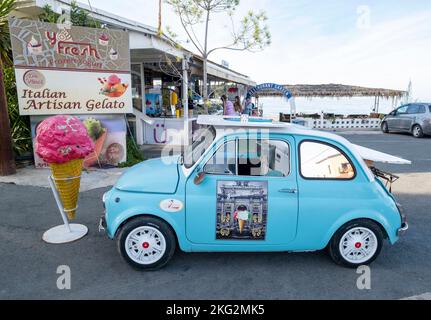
[183,126,216,169]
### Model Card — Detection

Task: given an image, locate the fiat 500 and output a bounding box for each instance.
[100,116,409,270]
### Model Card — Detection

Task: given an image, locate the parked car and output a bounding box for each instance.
[381,103,431,138]
[100,116,409,270]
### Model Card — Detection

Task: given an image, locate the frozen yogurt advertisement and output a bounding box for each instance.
[8,17,132,115]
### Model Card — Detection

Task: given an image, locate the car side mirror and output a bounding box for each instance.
[194,171,206,185]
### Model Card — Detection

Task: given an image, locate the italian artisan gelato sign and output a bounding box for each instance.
[8,18,132,115]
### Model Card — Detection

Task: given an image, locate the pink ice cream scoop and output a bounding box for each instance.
[36,115,95,164]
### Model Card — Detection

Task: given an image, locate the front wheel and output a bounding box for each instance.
[412,124,424,138]
[328,219,383,268]
[117,216,176,271]
[381,121,389,133]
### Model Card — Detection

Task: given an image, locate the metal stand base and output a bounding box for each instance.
[43,175,88,244]
[43,224,88,244]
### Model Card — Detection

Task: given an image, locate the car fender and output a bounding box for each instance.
[322,209,399,247]
[109,206,192,251]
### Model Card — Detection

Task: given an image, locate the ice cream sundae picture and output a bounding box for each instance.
[98,33,109,46]
[98,74,129,98]
[109,48,118,60]
[27,36,43,55]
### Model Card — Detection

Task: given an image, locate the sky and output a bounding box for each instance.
[87,0,431,100]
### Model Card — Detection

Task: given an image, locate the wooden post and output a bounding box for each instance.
[0,59,16,176]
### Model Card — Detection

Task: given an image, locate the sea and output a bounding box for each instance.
[259,96,400,118]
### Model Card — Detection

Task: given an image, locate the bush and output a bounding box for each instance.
[4,67,32,157]
[118,137,146,168]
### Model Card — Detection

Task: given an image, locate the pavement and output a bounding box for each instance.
[1,132,430,300]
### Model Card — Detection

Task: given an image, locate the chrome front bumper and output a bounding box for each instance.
[98,215,107,233]
[397,222,409,236]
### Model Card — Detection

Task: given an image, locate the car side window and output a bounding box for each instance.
[397,106,408,114]
[204,140,236,175]
[300,141,355,180]
[418,105,426,113]
[429,105,431,113]
[237,139,290,177]
[407,105,420,114]
[204,139,290,177]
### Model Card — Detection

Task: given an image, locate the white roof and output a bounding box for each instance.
[352,145,411,165]
[197,116,412,168]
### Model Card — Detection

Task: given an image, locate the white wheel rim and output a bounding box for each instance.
[339,227,378,264]
[125,226,166,265]
[414,126,421,136]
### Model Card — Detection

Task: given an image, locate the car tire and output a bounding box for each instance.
[328,219,384,268]
[117,216,176,271]
[381,121,389,133]
[412,124,424,138]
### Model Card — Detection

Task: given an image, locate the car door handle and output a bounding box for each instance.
[278,188,297,194]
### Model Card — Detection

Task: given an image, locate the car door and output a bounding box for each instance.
[295,139,367,247]
[185,134,298,246]
[392,105,409,130]
[402,104,420,131]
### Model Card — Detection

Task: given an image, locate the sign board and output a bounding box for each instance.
[9,18,132,115]
[31,115,127,169]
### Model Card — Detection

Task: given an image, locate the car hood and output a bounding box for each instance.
[115,156,180,194]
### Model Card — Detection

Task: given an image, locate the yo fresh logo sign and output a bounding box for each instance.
[23,70,45,89]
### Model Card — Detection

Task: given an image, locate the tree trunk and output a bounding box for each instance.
[202,56,208,113]
[158,0,162,34]
[0,59,16,176]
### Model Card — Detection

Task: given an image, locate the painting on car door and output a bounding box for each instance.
[216,180,268,240]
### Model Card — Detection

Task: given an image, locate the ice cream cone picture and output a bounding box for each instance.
[83,118,107,168]
[109,48,118,60]
[27,36,43,55]
[99,33,109,46]
[234,205,251,235]
[36,115,94,220]
[98,74,129,98]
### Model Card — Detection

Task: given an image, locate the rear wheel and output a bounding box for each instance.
[328,219,383,268]
[381,121,389,133]
[412,124,424,138]
[117,216,176,271]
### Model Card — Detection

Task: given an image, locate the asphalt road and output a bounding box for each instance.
[1,132,430,300]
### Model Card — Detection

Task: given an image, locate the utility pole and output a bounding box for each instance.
[0,58,16,175]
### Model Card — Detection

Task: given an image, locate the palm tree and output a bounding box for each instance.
[0,0,17,175]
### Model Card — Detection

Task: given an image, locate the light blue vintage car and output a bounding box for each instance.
[100,116,409,270]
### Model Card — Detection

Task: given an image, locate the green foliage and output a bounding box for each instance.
[165,0,270,55]
[39,1,100,28]
[118,137,146,168]
[0,0,15,66]
[3,67,32,156]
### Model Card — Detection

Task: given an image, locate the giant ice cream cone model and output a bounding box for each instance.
[36,115,94,220]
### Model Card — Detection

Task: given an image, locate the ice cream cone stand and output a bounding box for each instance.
[8,18,133,243]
